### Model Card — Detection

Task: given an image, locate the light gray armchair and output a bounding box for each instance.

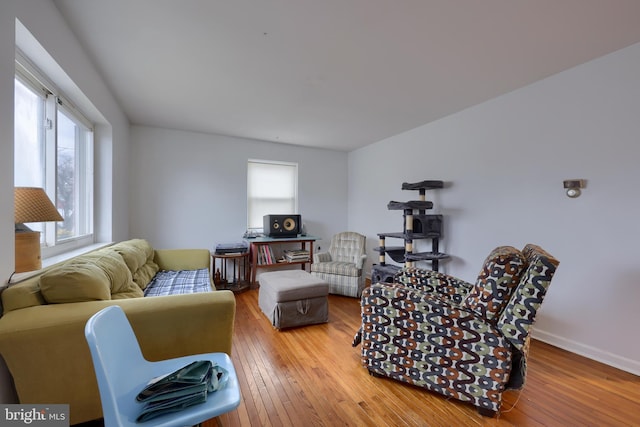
[311,231,367,297]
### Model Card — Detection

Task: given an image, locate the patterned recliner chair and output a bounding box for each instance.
[353,244,559,416]
[311,231,367,297]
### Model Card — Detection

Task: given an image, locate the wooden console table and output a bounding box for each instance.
[246,235,320,285]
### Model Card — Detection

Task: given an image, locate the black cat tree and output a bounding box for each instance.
[371,180,450,283]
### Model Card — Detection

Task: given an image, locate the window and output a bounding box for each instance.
[14,54,94,257]
[247,160,298,230]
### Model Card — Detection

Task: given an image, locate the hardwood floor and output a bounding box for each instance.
[74,288,640,426]
[205,289,640,427]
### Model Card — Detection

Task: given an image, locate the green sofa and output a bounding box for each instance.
[0,239,235,425]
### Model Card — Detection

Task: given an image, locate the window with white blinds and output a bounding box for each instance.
[247,160,298,230]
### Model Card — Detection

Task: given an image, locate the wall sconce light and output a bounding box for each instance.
[563,179,586,198]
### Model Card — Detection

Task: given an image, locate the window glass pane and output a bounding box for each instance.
[14,78,44,187]
[56,110,77,240]
[14,78,45,236]
[247,161,297,229]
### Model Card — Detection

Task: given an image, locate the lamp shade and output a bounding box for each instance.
[14,187,63,224]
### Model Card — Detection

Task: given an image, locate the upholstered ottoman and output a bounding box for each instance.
[258,270,329,329]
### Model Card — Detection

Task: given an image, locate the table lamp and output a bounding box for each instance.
[14,187,64,273]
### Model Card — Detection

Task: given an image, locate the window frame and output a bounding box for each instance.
[14,50,95,258]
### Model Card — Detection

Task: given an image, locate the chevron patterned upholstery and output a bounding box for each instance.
[354,244,559,416]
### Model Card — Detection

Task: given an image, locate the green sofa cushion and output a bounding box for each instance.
[40,261,111,303]
[39,248,146,303]
[110,239,159,289]
[83,249,143,299]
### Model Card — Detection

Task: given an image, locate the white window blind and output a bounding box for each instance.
[247,160,298,229]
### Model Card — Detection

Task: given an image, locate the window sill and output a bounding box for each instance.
[9,242,113,284]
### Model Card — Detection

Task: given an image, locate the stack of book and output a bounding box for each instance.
[283,249,310,262]
[257,245,276,265]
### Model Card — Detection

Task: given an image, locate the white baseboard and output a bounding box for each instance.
[533,329,640,376]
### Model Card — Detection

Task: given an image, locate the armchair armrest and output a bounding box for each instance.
[355,254,367,269]
[395,267,473,305]
[313,252,332,263]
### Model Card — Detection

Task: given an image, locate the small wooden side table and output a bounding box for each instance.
[211,252,250,293]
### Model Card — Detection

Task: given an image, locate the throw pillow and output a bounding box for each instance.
[83,250,143,299]
[111,239,159,289]
[40,261,111,303]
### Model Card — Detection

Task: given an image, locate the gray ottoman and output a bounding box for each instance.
[258,270,329,329]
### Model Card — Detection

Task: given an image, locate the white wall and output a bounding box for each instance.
[348,42,640,375]
[0,0,130,402]
[129,126,348,252]
[0,5,18,293]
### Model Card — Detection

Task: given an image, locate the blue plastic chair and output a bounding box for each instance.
[84,305,241,427]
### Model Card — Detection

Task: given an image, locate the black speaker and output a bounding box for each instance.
[263,214,301,237]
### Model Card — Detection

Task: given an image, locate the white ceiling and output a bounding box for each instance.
[53,0,640,152]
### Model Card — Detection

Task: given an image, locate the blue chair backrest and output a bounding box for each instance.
[85,305,149,426]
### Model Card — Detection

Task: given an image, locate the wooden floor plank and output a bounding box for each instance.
[76,287,640,426]
[206,289,640,427]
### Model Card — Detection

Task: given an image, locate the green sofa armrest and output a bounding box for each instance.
[0,290,235,425]
[154,248,211,271]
